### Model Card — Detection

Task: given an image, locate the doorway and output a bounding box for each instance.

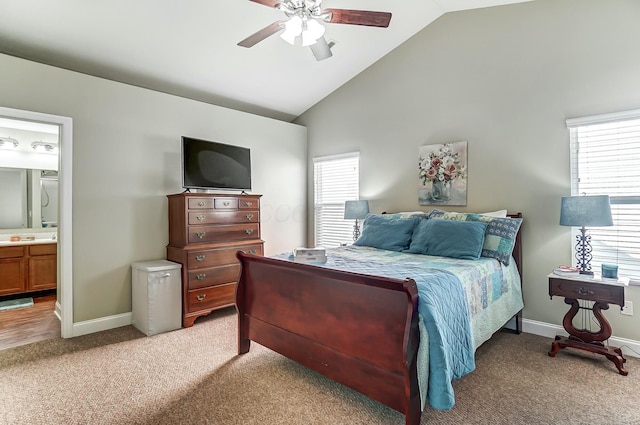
[0,106,73,344]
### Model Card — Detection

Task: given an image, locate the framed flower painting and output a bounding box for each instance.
[418,141,467,206]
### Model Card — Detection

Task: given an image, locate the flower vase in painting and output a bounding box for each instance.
[418,141,467,206]
[431,180,451,201]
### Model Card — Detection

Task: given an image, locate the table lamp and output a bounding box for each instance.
[559,195,613,275]
[344,200,369,241]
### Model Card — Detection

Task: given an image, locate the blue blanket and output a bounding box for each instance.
[277,252,475,410]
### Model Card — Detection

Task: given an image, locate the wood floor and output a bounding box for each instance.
[0,292,60,351]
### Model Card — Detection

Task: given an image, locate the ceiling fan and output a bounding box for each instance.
[238,0,392,61]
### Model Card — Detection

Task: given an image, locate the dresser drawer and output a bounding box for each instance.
[214,198,239,209]
[187,243,263,269]
[188,210,259,225]
[188,197,215,209]
[549,277,624,307]
[187,282,236,313]
[188,224,260,244]
[187,264,240,290]
[238,198,259,209]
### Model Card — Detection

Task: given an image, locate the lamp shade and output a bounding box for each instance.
[344,200,369,220]
[559,195,613,227]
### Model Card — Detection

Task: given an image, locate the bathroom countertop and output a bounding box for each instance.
[0,232,57,247]
[0,239,57,247]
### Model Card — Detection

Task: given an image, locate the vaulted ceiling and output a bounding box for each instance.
[0,0,531,121]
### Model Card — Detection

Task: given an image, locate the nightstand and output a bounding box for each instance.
[548,273,628,375]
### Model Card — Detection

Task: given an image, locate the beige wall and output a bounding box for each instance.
[0,53,307,323]
[297,0,640,340]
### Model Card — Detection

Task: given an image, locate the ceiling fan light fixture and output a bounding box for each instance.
[301,19,325,46]
[241,0,392,60]
[280,15,303,45]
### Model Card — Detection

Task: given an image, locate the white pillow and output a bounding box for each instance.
[479,209,508,218]
[397,211,428,216]
[428,209,508,218]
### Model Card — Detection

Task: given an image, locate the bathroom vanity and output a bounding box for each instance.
[0,240,57,296]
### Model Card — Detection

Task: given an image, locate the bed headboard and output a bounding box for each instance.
[507,212,523,280]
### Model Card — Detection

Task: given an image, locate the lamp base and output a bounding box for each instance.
[352,220,360,242]
[575,227,594,276]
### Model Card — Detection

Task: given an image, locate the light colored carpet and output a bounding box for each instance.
[1,308,639,424]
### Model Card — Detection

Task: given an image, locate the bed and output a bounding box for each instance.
[235,211,523,425]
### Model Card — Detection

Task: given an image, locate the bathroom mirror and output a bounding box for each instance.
[0,116,59,232]
[0,167,58,229]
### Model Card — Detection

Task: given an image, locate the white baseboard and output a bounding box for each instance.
[522,318,640,359]
[71,312,133,337]
[54,301,62,322]
[61,311,640,359]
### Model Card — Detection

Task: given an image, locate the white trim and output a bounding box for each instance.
[522,318,640,359]
[54,300,62,321]
[0,106,73,338]
[566,108,640,127]
[312,151,359,163]
[63,312,640,359]
[71,312,133,337]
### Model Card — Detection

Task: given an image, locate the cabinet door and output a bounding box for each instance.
[28,255,57,291]
[0,257,26,295]
[0,246,26,295]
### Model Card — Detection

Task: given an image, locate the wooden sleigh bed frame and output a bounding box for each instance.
[235,213,523,425]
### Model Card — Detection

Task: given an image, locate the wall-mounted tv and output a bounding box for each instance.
[182,137,252,191]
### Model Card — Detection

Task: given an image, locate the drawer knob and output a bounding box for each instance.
[197,214,205,222]
[196,231,206,239]
[196,273,206,280]
[248,249,257,255]
[245,229,254,235]
[195,255,205,262]
[223,201,230,206]
[245,201,253,207]
[245,214,254,220]
[197,201,205,207]
[577,287,595,296]
[161,273,171,278]
[196,294,206,301]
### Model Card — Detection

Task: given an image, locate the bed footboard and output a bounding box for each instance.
[235,252,421,425]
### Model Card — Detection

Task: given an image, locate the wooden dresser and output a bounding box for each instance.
[166,192,263,327]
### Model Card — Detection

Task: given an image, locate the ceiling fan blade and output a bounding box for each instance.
[310,37,333,61]
[237,21,284,48]
[323,9,392,28]
[248,0,281,8]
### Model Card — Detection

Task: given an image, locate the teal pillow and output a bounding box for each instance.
[405,219,433,254]
[428,210,522,265]
[354,215,418,252]
[406,219,488,260]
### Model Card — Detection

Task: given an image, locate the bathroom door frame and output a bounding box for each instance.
[0,106,73,338]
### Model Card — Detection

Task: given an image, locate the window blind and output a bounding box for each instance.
[567,110,640,282]
[313,152,359,248]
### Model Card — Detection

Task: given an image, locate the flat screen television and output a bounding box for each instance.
[181,137,252,191]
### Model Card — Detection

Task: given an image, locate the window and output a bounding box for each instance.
[313,152,359,248]
[567,109,640,282]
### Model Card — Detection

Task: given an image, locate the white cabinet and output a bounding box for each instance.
[131,260,182,336]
